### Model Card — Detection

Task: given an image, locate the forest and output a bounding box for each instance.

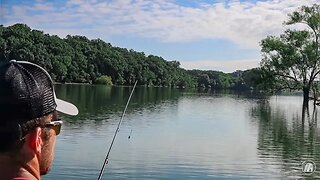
[0,23,260,90]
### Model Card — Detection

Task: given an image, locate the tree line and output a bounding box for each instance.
[0,24,194,87]
[1,4,318,98]
[0,23,261,89]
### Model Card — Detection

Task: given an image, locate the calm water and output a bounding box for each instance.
[43,84,320,179]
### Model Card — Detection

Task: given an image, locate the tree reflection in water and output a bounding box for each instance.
[251,98,320,179]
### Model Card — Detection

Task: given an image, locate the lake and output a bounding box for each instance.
[43,84,320,179]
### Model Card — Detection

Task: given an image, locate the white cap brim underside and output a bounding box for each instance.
[56,98,79,116]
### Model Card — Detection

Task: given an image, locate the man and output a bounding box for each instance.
[0,60,78,180]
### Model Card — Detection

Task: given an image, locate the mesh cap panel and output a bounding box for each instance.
[0,60,57,124]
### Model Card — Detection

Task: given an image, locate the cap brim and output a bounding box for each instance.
[55,98,79,116]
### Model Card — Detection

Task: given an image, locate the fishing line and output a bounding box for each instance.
[97,81,138,180]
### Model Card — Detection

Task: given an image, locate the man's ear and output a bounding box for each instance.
[27,127,43,155]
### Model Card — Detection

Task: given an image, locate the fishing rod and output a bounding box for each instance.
[97,81,138,180]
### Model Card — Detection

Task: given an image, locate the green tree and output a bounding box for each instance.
[95,75,113,85]
[0,23,197,87]
[198,74,210,88]
[240,68,276,91]
[260,4,320,105]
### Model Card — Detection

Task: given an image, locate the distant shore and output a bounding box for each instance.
[54,82,91,85]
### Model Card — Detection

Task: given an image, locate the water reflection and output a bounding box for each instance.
[251,96,320,178]
[54,84,184,123]
[46,85,320,179]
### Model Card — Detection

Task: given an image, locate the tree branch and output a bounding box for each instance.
[274,72,299,82]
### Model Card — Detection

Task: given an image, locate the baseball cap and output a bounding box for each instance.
[0,60,78,123]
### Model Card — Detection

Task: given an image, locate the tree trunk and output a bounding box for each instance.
[303,86,310,107]
[301,102,309,123]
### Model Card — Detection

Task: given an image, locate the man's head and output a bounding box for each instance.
[0,60,78,178]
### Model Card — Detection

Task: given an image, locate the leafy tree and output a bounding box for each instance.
[198,74,210,87]
[240,68,274,90]
[95,75,113,85]
[215,73,233,89]
[260,4,320,105]
[0,23,196,88]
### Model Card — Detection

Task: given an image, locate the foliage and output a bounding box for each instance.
[95,75,113,85]
[187,69,246,90]
[240,68,278,91]
[0,24,196,88]
[0,23,291,91]
[260,4,320,103]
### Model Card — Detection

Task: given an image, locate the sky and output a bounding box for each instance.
[0,0,318,72]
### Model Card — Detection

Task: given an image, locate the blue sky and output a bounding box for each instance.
[0,0,317,72]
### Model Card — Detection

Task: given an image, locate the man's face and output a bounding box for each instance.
[39,115,58,175]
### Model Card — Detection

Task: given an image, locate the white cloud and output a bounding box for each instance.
[2,0,318,48]
[181,59,260,73]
